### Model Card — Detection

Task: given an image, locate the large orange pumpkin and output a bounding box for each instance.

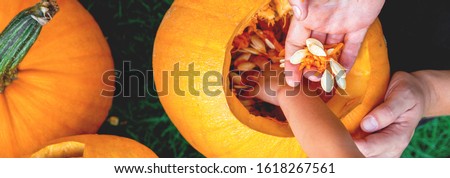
[0,0,114,157]
[153,0,389,157]
[29,134,158,158]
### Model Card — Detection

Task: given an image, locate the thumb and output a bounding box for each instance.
[360,94,415,133]
[289,0,308,21]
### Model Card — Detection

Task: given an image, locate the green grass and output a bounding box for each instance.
[402,116,450,158]
[79,0,450,158]
[79,0,203,158]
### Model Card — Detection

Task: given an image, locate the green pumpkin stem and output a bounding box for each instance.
[0,0,59,93]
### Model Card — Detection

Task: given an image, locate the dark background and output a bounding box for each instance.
[78,0,450,158]
[380,0,450,72]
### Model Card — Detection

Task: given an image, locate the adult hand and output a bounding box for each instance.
[354,72,431,157]
[285,0,385,86]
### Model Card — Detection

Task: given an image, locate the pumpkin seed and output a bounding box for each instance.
[250,35,266,53]
[308,44,327,57]
[289,49,306,65]
[237,62,256,71]
[326,48,334,55]
[265,39,276,50]
[236,53,251,61]
[238,47,261,55]
[306,38,324,49]
[336,76,346,90]
[329,58,346,78]
[321,69,334,93]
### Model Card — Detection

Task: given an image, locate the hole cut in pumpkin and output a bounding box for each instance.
[226,0,295,137]
[226,0,346,137]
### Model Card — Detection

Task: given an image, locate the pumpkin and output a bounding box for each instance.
[153,0,389,157]
[0,0,114,157]
[29,134,158,158]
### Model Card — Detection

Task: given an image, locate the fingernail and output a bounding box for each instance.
[362,116,378,132]
[293,6,302,20]
[287,80,299,87]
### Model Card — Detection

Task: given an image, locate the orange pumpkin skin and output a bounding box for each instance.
[0,0,114,157]
[153,0,389,157]
[30,134,158,158]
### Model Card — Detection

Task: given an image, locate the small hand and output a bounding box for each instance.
[354,72,430,157]
[285,0,385,86]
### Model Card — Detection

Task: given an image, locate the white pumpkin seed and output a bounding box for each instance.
[237,62,256,71]
[329,58,346,78]
[238,47,260,55]
[279,63,285,68]
[289,49,306,64]
[250,35,266,53]
[236,53,251,61]
[326,48,335,55]
[336,76,346,90]
[321,69,334,93]
[306,38,324,49]
[308,44,327,57]
[265,39,276,50]
[279,59,285,63]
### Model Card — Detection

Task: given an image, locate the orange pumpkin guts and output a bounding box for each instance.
[0,0,114,157]
[153,0,390,157]
[29,134,158,158]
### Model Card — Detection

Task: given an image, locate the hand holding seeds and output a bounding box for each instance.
[282,38,346,93]
[285,0,385,87]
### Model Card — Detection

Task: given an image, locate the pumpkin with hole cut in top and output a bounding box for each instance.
[153,0,389,157]
[0,0,114,157]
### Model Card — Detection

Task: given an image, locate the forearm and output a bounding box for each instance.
[412,70,450,117]
[277,87,364,157]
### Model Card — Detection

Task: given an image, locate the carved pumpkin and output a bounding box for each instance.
[0,0,114,157]
[30,134,158,158]
[153,0,389,157]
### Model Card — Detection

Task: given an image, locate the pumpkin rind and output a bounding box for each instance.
[153,0,389,157]
[0,0,114,157]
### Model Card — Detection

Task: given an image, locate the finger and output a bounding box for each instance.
[360,90,416,133]
[303,68,321,82]
[310,31,327,44]
[355,123,415,157]
[289,0,309,21]
[285,18,311,87]
[325,34,345,45]
[341,28,368,71]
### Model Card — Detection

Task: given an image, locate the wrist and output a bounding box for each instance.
[411,70,438,117]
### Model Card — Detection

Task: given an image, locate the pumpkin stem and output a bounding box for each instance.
[0,0,59,93]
